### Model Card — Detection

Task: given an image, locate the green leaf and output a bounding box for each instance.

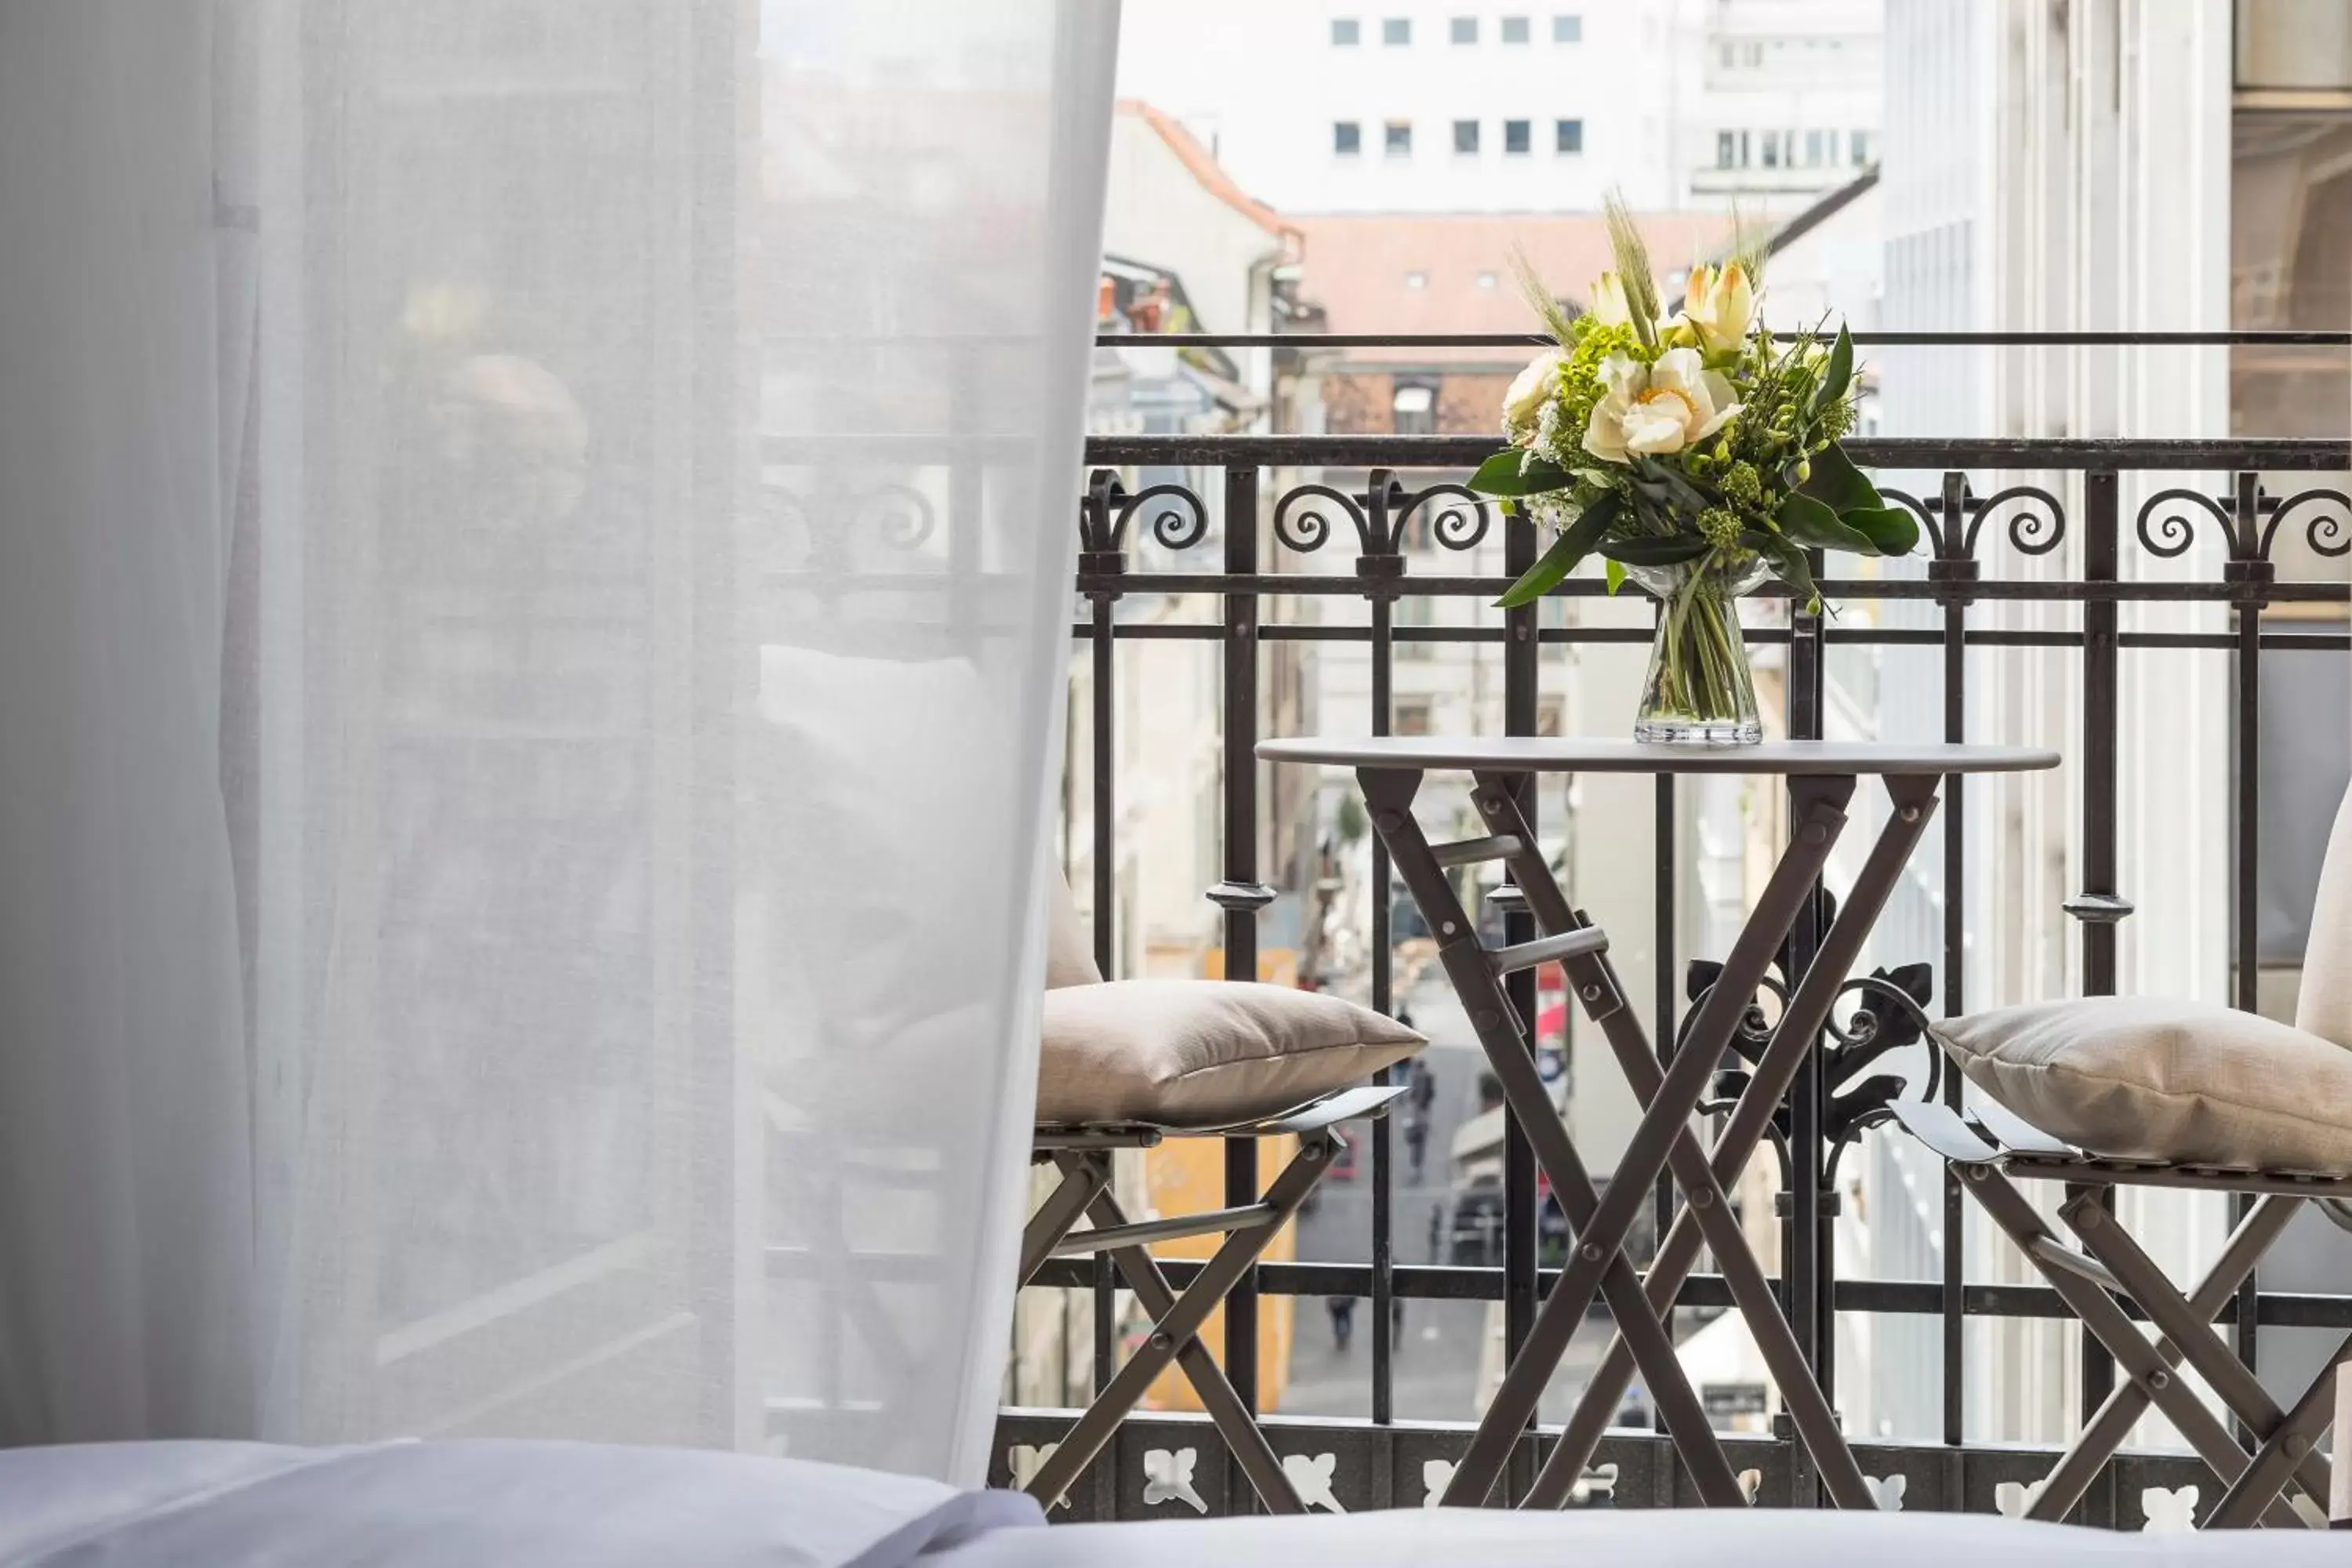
[1604,558,1628,595]
[1496,490,1623,608]
[1798,441,1883,517]
[1743,528,1819,610]
[1597,535,1711,566]
[1469,449,1574,497]
[1811,325,1854,412]
[1628,456,1716,521]
[1775,490,1876,554]
[1840,504,1920,557]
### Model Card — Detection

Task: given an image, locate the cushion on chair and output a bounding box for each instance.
[2296,784,2352,1051]
[1933,996,2352,1175]
[1044,871,1103,990]
[1035,980,1425,1128]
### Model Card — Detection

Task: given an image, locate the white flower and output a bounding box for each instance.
[1675,261,1754,356]
[1500,349,1565,445]
[1581,347,1740,463]
[1588,271,1633,329]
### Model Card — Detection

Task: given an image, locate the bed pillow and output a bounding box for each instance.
[1933,995,2352,1175]
[1036,980,1424,1128]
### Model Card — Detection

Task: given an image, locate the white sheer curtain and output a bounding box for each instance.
[0,0,1113,1486]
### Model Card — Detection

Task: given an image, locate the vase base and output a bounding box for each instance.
[1634,716,1763,746]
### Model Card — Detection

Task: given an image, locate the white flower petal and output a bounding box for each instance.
[1621,406,1690,455]
[1692,401,1742,441]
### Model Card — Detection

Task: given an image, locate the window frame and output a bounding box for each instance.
[1499,14,1531,43]
[1381,16,1411,45]
[1384,118,1414,157]
[1503,118,1531,155]
[1552,13,1581,42]
[1450,15,1478,44]
[1330,16,1360,45]
[1453,118,1482,155]
[1556,117,1584,155]
[1334,119,1363,157]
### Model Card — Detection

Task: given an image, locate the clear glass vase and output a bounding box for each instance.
[1624,555,1766,746]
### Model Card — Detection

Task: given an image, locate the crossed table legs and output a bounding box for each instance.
[1360,764,1940,1509]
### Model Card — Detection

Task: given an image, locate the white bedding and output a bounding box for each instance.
[2,1441,2340,1566]
[0,1439,1040,1568]
[940,1506,2349,1566]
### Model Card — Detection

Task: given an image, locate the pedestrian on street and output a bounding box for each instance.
[1326,1295,1356,1352]
[1403,1109,1430,1183]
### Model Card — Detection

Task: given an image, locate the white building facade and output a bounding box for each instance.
[1116,0,1881,216]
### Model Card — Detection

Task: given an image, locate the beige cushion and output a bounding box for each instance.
[2298,784,2352,1049]
[1036,980,1425,1128]
[1934,996,2352,1175]
[1044,871,1102,989]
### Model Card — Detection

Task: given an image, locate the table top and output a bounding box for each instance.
[1256,736,2061,776]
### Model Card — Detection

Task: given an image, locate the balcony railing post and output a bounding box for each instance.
[2227,470,2272,1413]
[2077,467,2122,1428]
[1784,574,1828,1508]
[1932,470,1974,1454]
[1220,464,1263,1471]
[1501,492,1540,1500]
[1366,471,1399,1433]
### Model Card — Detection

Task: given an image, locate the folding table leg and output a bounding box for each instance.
[2061,1191,2333,1515]
[1049,1155,1306,1515]
[1024,1128,1334,1510]
[1528,773,1942,1507]
[1362,769,1749,1509]
[1958,1164,2301,1528]
[2029,1193,2299,1522]
[1466,775,1877,1511]
[2208,1329,2352,1529]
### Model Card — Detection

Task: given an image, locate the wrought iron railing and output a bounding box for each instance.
[999,333,2352,1523]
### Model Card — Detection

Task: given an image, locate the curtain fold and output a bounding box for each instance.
[0,0,1114,1486]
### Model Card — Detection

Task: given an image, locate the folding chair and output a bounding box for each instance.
[1015,1083,1405,1513]
[1895,1098,2349,1529]
[1014,869,1423,1512]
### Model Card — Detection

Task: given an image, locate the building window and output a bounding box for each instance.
[1382,16,1410,44]
[1851,129,1871,165]
[1805,128,1825,166]
[1454,118,1481,154]
[1385,119,1414,156]
[1404,270,1429,290]
[1743,41,1762,67]
[1761,129,1780,168]
[1396,698,1434,735]
[1500,14,1530,42]
[1553,13,1581,42]
[1451,15,1478,43]
[1334,120,1362,156]
[1715,129,1737,168]
[1331,16,1359,44]
[1392,382,1438,436]
[1503,118,1531,154]
[1556,118,1584,154]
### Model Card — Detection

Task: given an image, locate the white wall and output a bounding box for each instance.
[1870,0,2236,1449]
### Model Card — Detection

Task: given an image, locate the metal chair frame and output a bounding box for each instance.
[1894,1098,2352,1530]
[1016,1083,1406,1513]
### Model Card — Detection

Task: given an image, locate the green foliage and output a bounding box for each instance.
[1495,490,1623,608]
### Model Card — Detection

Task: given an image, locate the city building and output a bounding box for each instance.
[1116,0,1880,216]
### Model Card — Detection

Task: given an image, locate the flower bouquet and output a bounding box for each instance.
[1470,197,1916,743]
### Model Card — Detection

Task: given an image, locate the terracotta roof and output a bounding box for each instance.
[1116,100,1299,249]
[1289,211,1739,362]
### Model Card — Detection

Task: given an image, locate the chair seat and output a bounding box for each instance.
[1933,995,2352,1177]
[1035,979,1424,1130]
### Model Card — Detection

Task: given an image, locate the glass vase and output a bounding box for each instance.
[1624,555,1766,746]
